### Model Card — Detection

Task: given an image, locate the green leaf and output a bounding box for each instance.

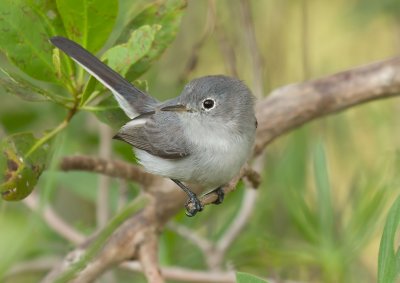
[0,68,47,102]
[313,142,334,240]
[32,0,75,87]
[56,0,118,52]
[378,194,400,283]
[0,133,51,201]
[344,180,388,254]
[102,25,160,77]
[31,0,67,37]
[118,0,187,81]
[89,96,129,129]
[236,272,269,283]
[0,68,69,104]
[0,0,58,82]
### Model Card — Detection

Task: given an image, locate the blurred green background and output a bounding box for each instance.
[1,0,400,282]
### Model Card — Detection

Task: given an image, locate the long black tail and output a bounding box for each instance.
[50,36,157,117]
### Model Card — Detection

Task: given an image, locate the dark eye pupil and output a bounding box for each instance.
[203,99,214,109]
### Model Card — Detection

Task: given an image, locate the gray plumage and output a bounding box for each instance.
[116,110,190,159]
[50,36,257,215]
[115,75,257,188]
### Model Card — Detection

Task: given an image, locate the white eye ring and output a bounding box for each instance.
[202,98,216,110]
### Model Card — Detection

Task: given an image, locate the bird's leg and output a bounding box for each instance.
[204,187,225,205]
[171,179,203,217]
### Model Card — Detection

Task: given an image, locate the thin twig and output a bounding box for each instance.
[217,188,257,254]
[166,222,213,254]
[5,257,61,279]
[121,261,302,283]
[60,155,155,187]
[138,233,165,283]
[23,192,85,245]
[121,261,235,283]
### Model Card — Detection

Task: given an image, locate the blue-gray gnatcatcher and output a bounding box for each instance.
[50,36,257,216]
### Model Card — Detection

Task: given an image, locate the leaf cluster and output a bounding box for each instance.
[0,0,187,200]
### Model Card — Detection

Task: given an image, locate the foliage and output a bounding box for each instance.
[0,133,50,200]
[0,0,187,200]
[378,195,400,283]
[56,0,118,53]
[236,271,269,283]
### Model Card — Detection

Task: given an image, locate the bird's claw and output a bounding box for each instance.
[211,187,224,205]
[185,195,203,217]
[204,187,225,205]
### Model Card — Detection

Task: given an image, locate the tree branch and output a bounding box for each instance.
[60,155,155,187]
[138,233,165,283]
[6,257,61,279]
[185,165,260,212]
[24,192,85,245]
[122,261,235,283]
[121,261,302,283]
[167,222,213,255]
[216,188,257,255]
[254,57,400,154]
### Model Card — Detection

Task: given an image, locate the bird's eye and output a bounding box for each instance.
[202,99,215,110]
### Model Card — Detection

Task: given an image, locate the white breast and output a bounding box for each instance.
[135,114,254,190]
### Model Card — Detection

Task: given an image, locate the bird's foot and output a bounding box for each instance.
[185,194,203,217]
[205,187,225,205]
[171,179,204,217]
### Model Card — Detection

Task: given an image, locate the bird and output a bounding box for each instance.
[50,36,257,216]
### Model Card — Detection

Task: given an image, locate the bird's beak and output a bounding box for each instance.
[112,133,123,141]
[160,104,191,112]
[112,132,134,147]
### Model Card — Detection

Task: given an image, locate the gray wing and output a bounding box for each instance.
[50,36,158,117]
[114,111,190,159]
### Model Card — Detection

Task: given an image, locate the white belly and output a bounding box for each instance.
[135,111,255,189]
[135,127,254,189]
